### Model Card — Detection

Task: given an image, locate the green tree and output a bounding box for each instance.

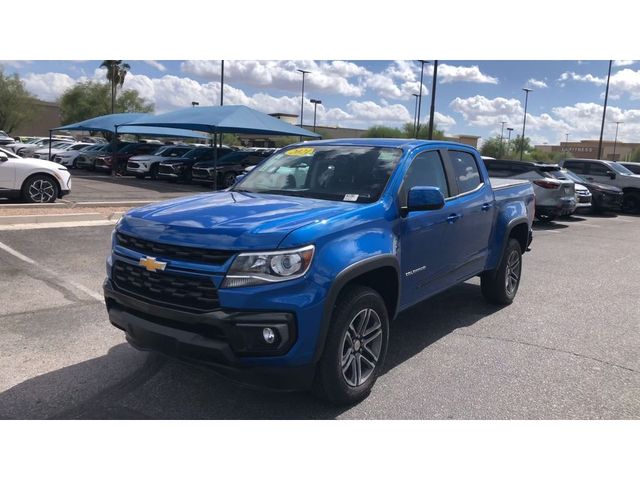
[100,60,131,114]
[511,135,533,159]
[480,136,506,158]
[402,122,447,140]
[0,68,37,134]
[363,125,404,138]
[59,81,153,125]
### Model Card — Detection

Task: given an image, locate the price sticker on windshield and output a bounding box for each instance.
[285,147,315,156]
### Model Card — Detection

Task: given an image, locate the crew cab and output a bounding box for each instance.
[0,147,71,203]
[559,158,640,213]
[104,139,534,404]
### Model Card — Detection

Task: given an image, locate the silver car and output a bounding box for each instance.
[483,159,576,221]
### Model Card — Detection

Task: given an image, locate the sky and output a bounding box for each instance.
[3,59,640,146]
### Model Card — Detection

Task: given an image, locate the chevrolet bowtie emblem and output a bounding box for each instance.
[139,256,167,272]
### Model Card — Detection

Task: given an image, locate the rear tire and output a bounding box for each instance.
[622,192,640,214]
[223,172,236,188]
[312,286,389,405]
[21,174,59,203]
[481,238,522,305]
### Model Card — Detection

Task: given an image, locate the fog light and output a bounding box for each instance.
[262,327,276,344]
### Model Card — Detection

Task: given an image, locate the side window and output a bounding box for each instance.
[449,151,481,194]
[564,161,587,174]
[400,150,449,204]
[589,163,610,176]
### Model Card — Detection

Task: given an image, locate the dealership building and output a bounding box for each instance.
[535,139,640,161]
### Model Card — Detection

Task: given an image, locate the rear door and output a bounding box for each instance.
[443,149,495,280]
[583,161,616,186]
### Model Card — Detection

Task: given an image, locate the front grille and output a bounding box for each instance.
[191,167,212,179]
[128,162,140,168]
[159,164,176,174]
[116,232,234,265]
[112,260,220,312]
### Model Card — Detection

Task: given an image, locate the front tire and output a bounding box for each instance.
[481,238,522,305]
[622,192,640,214]
[22,174,59,203]
[313,286,389,405]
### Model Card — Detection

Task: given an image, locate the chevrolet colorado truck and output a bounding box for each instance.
[104,139,534,404]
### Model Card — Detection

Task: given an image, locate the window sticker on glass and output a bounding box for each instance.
[285,147,315,156]
[343,194,359,202]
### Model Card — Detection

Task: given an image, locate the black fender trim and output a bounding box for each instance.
[312,254,400,363]
[498,218,530,265]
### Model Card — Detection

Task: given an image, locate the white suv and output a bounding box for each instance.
[560,158,640,213]
[0,147,72,203]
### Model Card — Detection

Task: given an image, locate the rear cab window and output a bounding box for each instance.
[448,150,482,194]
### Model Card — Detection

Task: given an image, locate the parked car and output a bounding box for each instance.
[127,146,194,179]
[76,144,114,170]
[559,158,640,213]
[157,147,234,182]
[18,138,74,158]
[543,166,623,213]
[94,143,160,174]
[483,159,576,221]
[104,139,535,404]
[0,147,71,203]
[55,144,104,168]
[618,161,640,175]
[534,164,592,213]
[3,137,46,154]
[0,131,15,146]
[33,142,92,161]
[191,151,265,187]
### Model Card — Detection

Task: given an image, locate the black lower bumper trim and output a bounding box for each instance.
[104,279,312,390]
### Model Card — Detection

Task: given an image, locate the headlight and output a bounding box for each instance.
[222,245,315,288]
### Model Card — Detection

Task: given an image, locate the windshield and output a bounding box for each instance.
[0,147,19,158]
[233,145,403,203]
[545,168,585,183]
[608,162,634,175]
[183,148,211,160]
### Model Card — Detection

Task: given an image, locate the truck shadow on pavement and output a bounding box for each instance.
[0,282,501,420]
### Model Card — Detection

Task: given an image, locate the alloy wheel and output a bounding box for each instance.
[504,250,521,295]
[341,308,383,387]
[28,179,56,203]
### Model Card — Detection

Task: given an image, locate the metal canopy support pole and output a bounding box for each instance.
[48,130,52,161]
[427,60,438,140]
[213,131,218,191]
[598,60,613,160]
[111,125,118,176]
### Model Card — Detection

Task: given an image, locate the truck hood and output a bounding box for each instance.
[118,191,360,250]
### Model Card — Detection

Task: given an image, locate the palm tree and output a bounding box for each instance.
[100,60,131,114]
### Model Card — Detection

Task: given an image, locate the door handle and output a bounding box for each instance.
[481,203,492,212]
[447,213,461,224]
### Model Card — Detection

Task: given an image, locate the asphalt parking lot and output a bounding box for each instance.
[0,212,639,419]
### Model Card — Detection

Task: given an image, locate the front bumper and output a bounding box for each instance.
[592,191,624,211]
[104,279,314,390]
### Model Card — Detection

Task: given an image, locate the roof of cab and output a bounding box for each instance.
[292,137,477,150]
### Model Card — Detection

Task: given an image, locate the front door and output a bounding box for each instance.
[399,149,460,309]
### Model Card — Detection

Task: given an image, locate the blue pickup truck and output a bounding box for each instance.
[104,139,534,404]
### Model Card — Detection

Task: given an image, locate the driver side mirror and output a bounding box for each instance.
[607,171,616,179]
[404,186,445,215]
[0,152,8,162]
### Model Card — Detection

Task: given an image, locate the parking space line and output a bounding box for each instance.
[0,240,104,302]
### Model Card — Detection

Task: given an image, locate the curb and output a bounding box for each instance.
[0,200,157,209]
[0,212,123,225]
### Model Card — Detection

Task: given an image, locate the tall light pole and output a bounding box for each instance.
[565,133,569,144]
[310,99,322,132]
[220,60,224,106]
[506,127,514,159]
[612,121,623,161]
[499,121,507,158]
[297,69,311,127]
[520,88,533,160]
[415,60,429,137]
[427,60,439,140]
[597,60,613,159]
[412,93,420,137]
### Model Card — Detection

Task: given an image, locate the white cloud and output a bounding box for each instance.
[181,60,367,97]
[0,60,33,69]
[558,71,606,85]
[22,72,78,101]
[434,111,456,128]
[449,95,522,127]
[142,60,167,72]
[435,64,498,84]
[525,78,548,89]
[345,100,412,124]
[613,60,635,67]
